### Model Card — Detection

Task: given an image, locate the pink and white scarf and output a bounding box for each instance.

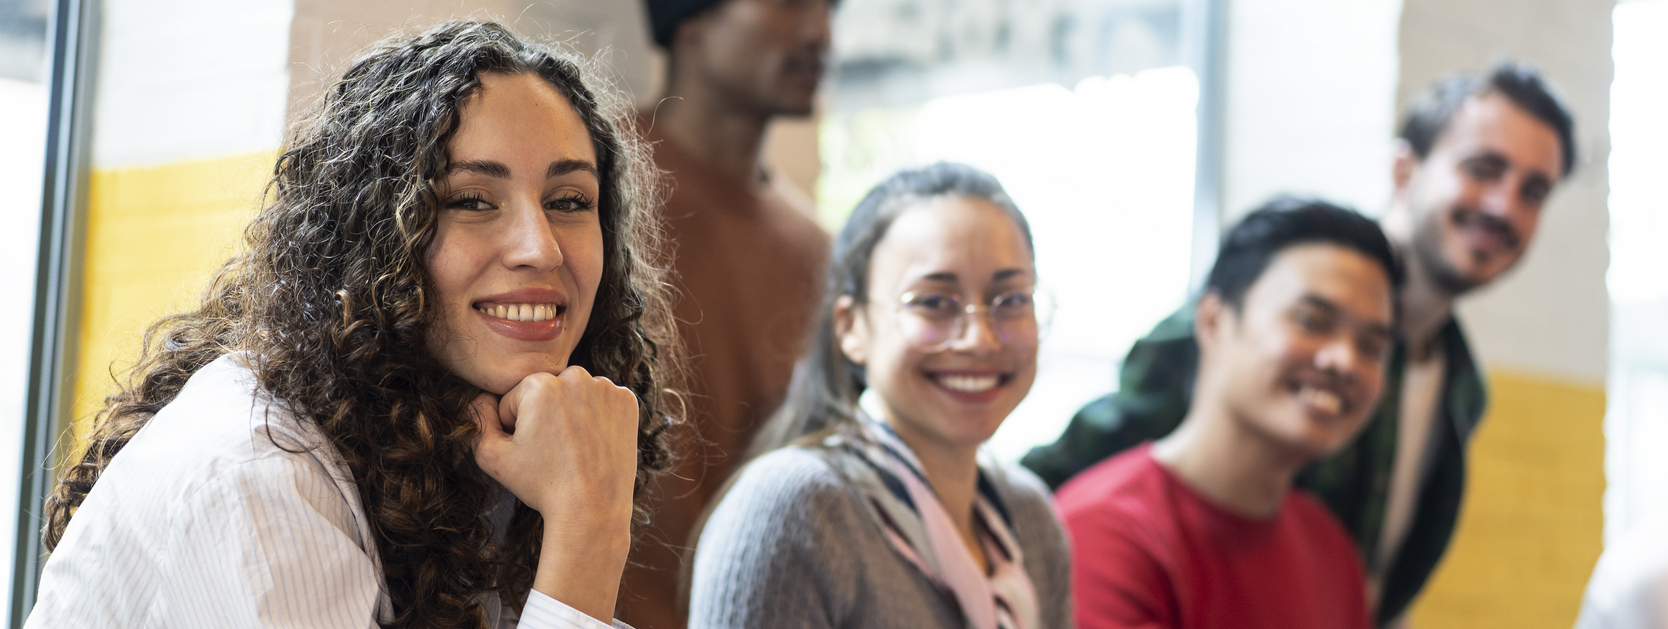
[823,396,1040,629]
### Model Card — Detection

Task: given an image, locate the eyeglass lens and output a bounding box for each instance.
[897,291,1041,351]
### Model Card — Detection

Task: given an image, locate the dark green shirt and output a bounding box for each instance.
[1021,306,1487,625]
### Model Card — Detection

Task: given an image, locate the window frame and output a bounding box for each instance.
[11,0,97,623]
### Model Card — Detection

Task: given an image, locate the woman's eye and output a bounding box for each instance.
[993,291,1034,310]
[446,195,491,211]
[905,293,960,313]
[920,296,955,310]
[546,195,596,213]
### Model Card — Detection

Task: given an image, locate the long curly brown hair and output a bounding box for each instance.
[42,21,680,628]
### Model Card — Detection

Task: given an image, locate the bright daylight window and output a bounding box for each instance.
[1604,0,1668,543]
[820,0,1205,461]
[0,0,52,616]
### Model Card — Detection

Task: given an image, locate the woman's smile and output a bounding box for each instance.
[924,369,1013,402]
[472,287,569,342]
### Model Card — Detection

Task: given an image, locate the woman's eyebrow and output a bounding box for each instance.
[548,159,598,178]
[443,159,597,179]
[447,160,510,178]
[992,268,1030,282]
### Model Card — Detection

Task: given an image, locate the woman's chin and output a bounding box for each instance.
[457,355,569,395]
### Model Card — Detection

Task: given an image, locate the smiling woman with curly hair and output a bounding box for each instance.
[26,21,680,629]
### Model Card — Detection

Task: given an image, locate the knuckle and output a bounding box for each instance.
[524,373,556,394]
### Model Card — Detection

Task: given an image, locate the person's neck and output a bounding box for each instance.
[1380,204,1456,361]
[1152,402,1309,520]
[883,416,985,567]
[654,70,771,186]
[1398,254,1456,362]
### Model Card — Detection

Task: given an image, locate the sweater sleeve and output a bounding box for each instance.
[687,448,866,629]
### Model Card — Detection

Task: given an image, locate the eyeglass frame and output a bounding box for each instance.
[889,287,1054,352]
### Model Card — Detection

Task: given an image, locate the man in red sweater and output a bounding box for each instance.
[1057,198,1401,629]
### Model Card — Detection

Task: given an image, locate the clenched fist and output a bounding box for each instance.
[471,365,639,622]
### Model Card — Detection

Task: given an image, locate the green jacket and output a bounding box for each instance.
[1022,306,1487,626]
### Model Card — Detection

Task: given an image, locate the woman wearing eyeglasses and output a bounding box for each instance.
[686,162,1072,629]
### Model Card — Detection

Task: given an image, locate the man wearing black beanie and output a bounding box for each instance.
[622,1,834,628]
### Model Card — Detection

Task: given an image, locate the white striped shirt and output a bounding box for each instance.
[27,354,625,629]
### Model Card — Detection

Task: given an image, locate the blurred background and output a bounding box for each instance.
[1,0,1662,626]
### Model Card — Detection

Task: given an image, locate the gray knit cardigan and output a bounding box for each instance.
[688,445,1074,629]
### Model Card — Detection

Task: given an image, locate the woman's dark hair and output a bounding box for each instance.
[744,162,1035,460]
[1206,196,1404,311]
[43,22,680,628]
[1400,59,1577,176]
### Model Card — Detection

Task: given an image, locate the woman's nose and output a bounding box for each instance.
[502,202,564,271]
[947,307,1002,353]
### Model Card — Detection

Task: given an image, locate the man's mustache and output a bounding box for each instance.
[1452,208,1521,250]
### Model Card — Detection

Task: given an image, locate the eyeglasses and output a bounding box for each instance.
[894,289,1051,352]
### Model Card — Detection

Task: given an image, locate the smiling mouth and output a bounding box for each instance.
[938,374,998,393]
[1292,382,1348,417]
[475,303,564,322]
[1453,210,1520,253]
[929,372,1015,396]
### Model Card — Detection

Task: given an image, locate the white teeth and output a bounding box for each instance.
[477,303,560,322]
[936,374,999,393]
[1302,388,1343,414]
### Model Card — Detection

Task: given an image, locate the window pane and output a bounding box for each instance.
[0,0,53,615]
[1605,0,1668,542]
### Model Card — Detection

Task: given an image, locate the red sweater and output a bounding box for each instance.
[1056,444,1372,629]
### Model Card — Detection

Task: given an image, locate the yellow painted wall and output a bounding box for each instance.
[1409,369,1606,628]
[71,151,275,442]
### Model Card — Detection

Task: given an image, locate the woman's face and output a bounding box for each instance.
[426,72,605,395]
[839,196,1040,453]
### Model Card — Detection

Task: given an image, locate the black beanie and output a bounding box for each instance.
[645,0,725,48]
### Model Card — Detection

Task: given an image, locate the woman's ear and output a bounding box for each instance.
[834,294,868,365]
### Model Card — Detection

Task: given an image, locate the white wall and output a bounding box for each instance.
[287,0,510,122]
[1221,0,1404,222]
[518,1,662,108]
[96,0,293,168]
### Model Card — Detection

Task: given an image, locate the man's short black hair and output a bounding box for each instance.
[643,0,724,48]
[1206,197,1404,311]
[1400,59,1578,177]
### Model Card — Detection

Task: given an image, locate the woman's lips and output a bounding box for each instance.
[926,371,1011,403]
[473,302,565,342]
